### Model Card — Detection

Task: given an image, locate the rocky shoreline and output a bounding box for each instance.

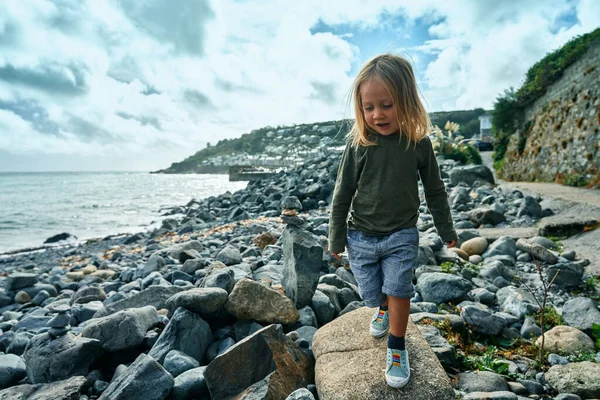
[0,150,599,400]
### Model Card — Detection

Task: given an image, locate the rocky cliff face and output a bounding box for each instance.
[501,38,600,187]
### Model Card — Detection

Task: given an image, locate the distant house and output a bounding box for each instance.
[478,114,492,141]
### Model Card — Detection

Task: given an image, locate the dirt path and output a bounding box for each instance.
[480,152,600,275]
[481,152,600,207]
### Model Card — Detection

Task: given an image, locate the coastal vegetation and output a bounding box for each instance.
[156,110,489,174]
[491,27,600,164]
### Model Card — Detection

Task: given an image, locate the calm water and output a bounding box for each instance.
[0,172,247,254]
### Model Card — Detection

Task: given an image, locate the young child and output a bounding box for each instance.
[328,54,457,388]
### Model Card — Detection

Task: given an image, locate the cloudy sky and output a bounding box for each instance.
[0,0,598,172]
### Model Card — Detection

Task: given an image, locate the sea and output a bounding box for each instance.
[0,172,247,254]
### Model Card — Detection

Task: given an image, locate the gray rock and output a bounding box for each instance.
[204,324,313,400]
[281,226,322,308]
[282,196,303,210]
[468,207,507,226]
[170,366,208,400]
[417,325,455,367]
[462,392,517,400]
[0,353,26,389]
[165,287,229,318]
[561,297,600,335]
[216,245,242,266]
[516,196,542,218]
[416,273,472,304]
[410,302,439,314]
[13,315,51,334]
[506,381,528,395]
[148,307,213,365]
[469,288,495,304]
[456,371,508,393]
[496,286,539,319]
[417,245,437,267]
[515,238,558,264]
[482,237,517,259]
[31,290,50,306]
[554,394,582,400]
[296,305,318,328]
[545,262,584,287]
[4,273,38,291]
[202,267,236,292]
[0,376,87,400]
[311,290,335,326]
[516,379,544,394]
[335,267,357,286]
[548,353,569,366]
[23,332,102,384]
[286,388,315,400]
[529,236,558,250]
[71,286,107,305]
[163,349,200,377]
[94,285,186,318]
[460,306,508,336]
[295,326,318,349]
[449,165,495,186]
[520,317,542,339]
[225,278,299,324]
[142,253,166,278]
[98,353,173,400]
[545,361,600,399]
[82,306,159,351]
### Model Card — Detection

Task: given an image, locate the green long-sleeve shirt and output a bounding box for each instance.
[328,132,457,254]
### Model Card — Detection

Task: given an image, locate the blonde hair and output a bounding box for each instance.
[349,54,430,148]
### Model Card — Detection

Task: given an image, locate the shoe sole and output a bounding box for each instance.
[369,326,388,338]
[386,375,410,388]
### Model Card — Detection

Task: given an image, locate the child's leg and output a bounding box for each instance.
[388,296,410,337]
[380,227,419,348]
[345,230,386,308]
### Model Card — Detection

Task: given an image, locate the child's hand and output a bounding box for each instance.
[331,252,341,260]
[447,240,458,248]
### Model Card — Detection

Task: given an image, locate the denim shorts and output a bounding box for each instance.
[346,227,419,307]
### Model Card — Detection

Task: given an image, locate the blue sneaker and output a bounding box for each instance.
[370,307,389,338]
[386,348,410,388]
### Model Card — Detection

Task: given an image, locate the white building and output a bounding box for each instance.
[478,114,492,141]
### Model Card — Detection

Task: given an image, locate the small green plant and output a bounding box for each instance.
[440,261,456,274]
[566,350,598,363]
[462,346,510,375]
[593,323,600,350]
[532,305,564,331]
[586,276,600,291]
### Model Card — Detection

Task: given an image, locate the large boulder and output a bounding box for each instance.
[535,325,595,355]
[416,273,472,304]
[496,286,539,319]
[204,324,313,400]
[23,332,102,384]
[225,278,299,324]
[98,353,174,400]
[561,297,600,335]
[281,226,323,308]
[312,307,455,400]
[0,376,87,399]
[94,285,186,318]
[449,165,495,186]
[82,306,159,352]
[165,287,229,318]
[545,361,600,399]
[148,307,213,365]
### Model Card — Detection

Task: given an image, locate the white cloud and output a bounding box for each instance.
[0,0,597,170]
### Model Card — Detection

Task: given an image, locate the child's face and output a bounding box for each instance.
[360,79,398,136]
